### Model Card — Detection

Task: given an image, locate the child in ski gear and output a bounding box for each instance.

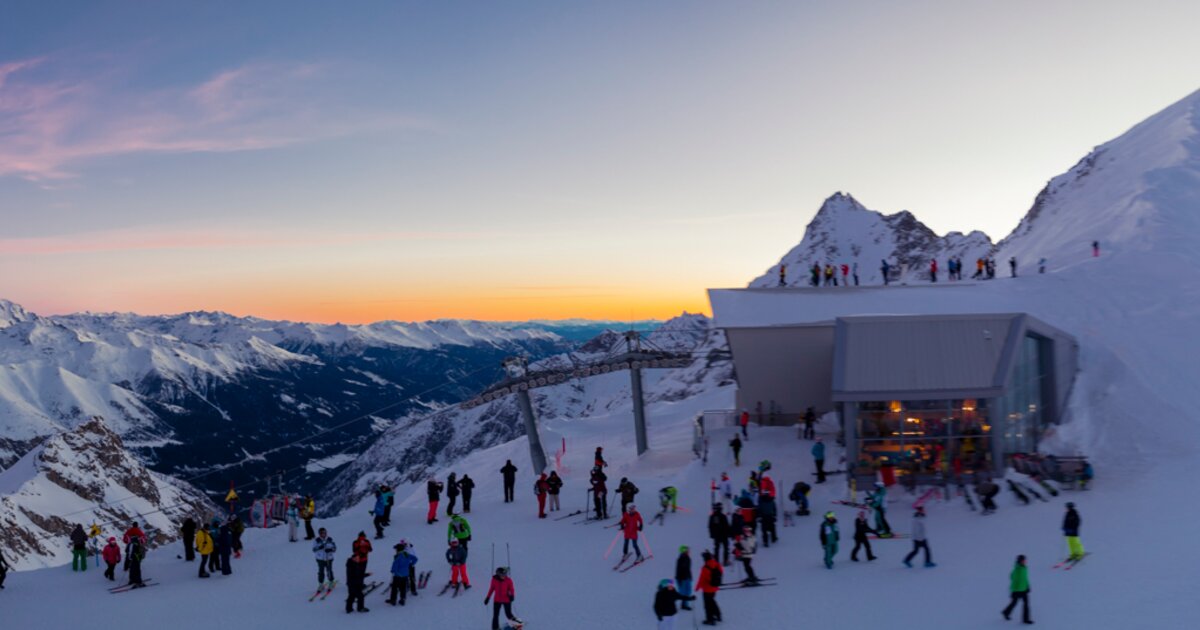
[1002,554,1032,623]
[708,503,732,566]
[850,511,877,561]
[546,471,563,512]
[70,524,88,571]
[621,504,645,560]
[459,474,476,512]
[675,546,693,610]
[659,486,679,513]
[734,525,759,582]
[501,460,518,503]
[446,472,460,516]
[102,537,121,580]
[655,578,697,629]
[590,467,609,519]
[345,552,370,613]
[446,539,470,588]
[535,473,550,518]
[427,478,444,524]
[387,542,418,605]
[697,551,724,625]
[812,438,827,483]
[1063,502,1084,560]
[729,434,742,466]
[820,512,839,568]
[618,477,640,515]
[485,567,521,630]
[903,506,935,567]
[181,517,197,561]
[194,527,212,578]
[790,481,811,515]
[868,482,892,535]
[448,513,472,550]
[313,528,337,585]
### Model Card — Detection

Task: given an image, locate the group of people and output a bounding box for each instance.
[801,262,861,287]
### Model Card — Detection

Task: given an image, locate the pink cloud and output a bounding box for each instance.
[0,57,432,182]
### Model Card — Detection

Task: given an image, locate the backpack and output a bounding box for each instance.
[708,564,722,587]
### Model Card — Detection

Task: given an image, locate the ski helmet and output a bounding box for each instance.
[627,503,637,513]
[497,567,508,576]
[824,511,835,519]
[659,579,675,589]
[1066,502,1075,508]
[679,545,689,554]
[759,460,771,471]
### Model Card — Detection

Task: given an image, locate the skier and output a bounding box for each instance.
[1002,554,1033,624]
[758,462,776,497]
[102,536,121,581]
[850,511,878,561]
[739,409,750,438]
[352,531,373,567]
[708,503,732,566]
[717,472,733,509]
[976,478,1000,514]
[903,506,935,568]
[1092,240,1100,257]
[286,500,300,542]
[654,578,696,630]
[194,527,211,578]
[427,477,444,524]
[459,474,476,513]
[302,495,317,540]
[758,490,778,547]
[387,542,418,606]
[697,551,724,626]
[1009,257,1017,277]
[381,483,395,526]
[868,481,892,536]
[313,527,337,587]
[181,517,196,562]
[595,446,607,468]
[446,473,460,516]
[448,513,472,550]
[230,514,245,558]
[535,472,550,519]
[122,521,146,547]
[778,264,786,287]
[735,490,757,536]
[1038,257,1047,274]
[620,504,645,561]
[1063,502,1084,560]
[812,437,827,483]
[733,525,759,582]
[344,551,370,614]
[819,511,839,569]
[675,546,693,611]
[789,481,811,516]
[618,477,640,515]
[546,470,563,512]
[217,518,234,575]
[70,524,88,572]
[590,466,609,519]
[485,566,522,630]
[659,486,679,513]
[803,406,816,440]
[446,538,471,589]
[881,259,891,285]
[500,460,518,503]
[729,434,742,467]
[125,535,147,588]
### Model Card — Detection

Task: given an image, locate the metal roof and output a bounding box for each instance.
[832,313,1024,401]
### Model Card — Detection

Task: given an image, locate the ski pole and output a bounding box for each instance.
[639,530,654,558]
[602,531,621,559]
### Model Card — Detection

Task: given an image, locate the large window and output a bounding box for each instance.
[995,334,1050,455]
[855,399,992,478]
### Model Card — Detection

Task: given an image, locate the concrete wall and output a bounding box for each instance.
[726,324,835,424]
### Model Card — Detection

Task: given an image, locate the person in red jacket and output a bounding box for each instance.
[535,473,550,519]
[101,537,121,581]
[122,522,146,546]
[738,410,749,438]
[696,551,724,626]
[620,504,645,561]
[484,566,522,630]
[352,532,373,568]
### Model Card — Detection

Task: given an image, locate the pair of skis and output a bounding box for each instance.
[109,580,156,594]
[1052,553,1089,570]
[309,580,338,601]
[437,582,471,597]
[722,576,777,590]
[553,509,584,521]
[612,553,652,572]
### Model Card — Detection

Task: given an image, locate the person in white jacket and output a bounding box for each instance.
[903,506,935,568]
[287,500,300,542]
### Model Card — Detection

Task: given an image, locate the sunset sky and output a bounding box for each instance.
[2,1,1198,323]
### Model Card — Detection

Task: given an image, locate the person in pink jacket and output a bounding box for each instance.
[620,504,645,561]
[101,537,121,581]
[485,567,522,630]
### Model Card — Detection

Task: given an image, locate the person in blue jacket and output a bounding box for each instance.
[372,492,389,539]
[812,438,827,483]
[387,541,419,606]
[867,482,893,537]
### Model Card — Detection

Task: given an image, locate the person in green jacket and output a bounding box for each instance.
[448,513,472,551]
[1002,554,1032,624]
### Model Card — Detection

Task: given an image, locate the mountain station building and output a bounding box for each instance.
[708,288,1079,478]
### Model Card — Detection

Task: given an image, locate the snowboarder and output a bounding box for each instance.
[485,566,522,630]
[621,504,646,560]
[812,437,827,483]
[448,513,472,550]
[344,551,370,614]
[819,512,839,569]
[459,474,476,513]
[868,482,892,536]
[734,525,759,582]
[125,535,147,587]
[803,406,816,440]
[675,546,693,610]
[70,524,88,571]
[217,519,234,575]
[352,531,373,567]
[427,478,444,524]
[313,527,337,587]
[546,471,563,512]
[655,578,696,630]
[302,495,316,540]
[535,473,550,519]
[708,503,732,566]
[778,264,786,287]
[729,434,743,467]
[387,542,418,606]
[500,460,518,503]
[287,500,300,542]
[903,506,935,567]
[1063,502,1084,560]
[739,409,750,438]
[446,539,471,589]
[1002,554,1032,624]
[181,517,196,562]
[590,466,609,519]
[697,551,723,626]
[618,477,640,516]
[446,473,460,516]
[102,536,121,581]
[850,511,877,561]
[194,527,211,578]
[976,478,1000,514]
[789,481,811,516]
[1009,257,1018,277]
[881,259,891,285]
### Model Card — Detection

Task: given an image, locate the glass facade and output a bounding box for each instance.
[854,399,992,481]
[994,334,1051,455]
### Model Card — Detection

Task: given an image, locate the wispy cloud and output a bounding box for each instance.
[0,57,432,182]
